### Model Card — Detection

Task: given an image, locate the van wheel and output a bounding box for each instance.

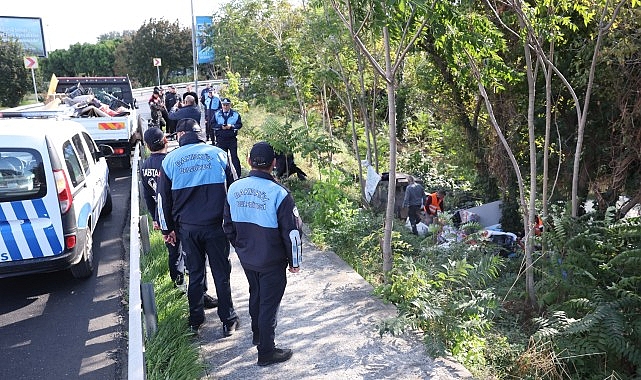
[101,186,113,216]
[71,229,94,279]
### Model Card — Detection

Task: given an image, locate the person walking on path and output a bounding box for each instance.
[140,127,218,308]
[157,118,238,334]
[223,141,303,367]
[402,175,425,235]
[213,97,243,178]
[204,88,221,142]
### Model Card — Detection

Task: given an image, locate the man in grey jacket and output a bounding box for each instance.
[402,175,425,235]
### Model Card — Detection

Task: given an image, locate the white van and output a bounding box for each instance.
[0,117,113,279]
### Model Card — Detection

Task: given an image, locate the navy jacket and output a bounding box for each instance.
[140,152,166,223]
[223,170,302,272]
[169,104,201,123]
[157,133,234,233]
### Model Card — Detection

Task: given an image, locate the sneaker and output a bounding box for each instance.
[257,348,293,366]
[222,319,239,337]
[203,294,218,309]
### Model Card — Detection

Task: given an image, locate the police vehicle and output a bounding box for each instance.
[0,114,113,279]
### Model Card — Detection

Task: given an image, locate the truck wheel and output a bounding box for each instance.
[101,185,113,216]
[71,228,94,279]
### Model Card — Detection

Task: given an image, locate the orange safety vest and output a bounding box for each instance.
[535,215,543,236]
[425,192,442,215]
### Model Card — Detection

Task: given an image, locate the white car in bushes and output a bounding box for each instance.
[0,116,113,279]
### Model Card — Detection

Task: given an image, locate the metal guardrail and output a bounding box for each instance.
[128,143,145,380]
[132,79,227,97]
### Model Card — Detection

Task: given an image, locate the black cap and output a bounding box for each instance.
[143,127,165,151]
[221,98,231,104]
[249,141,275,168]
[176,118,201,133]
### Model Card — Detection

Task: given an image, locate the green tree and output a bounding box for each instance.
[42,40,118,78]
[115,19,192,86]
[0,38,31,107]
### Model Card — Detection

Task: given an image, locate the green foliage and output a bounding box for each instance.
[41,41,118,78]
[141,224,205,380]
[114,19,193,86]
[375,241,504,369]
[531,211,641,378]
[0,38,31,107]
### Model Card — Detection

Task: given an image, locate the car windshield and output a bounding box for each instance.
[0,149,47,202]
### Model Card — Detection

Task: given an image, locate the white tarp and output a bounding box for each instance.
[362,160,381,203]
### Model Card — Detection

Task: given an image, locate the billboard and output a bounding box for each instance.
[0,16,47,57]
[195,16,214,64]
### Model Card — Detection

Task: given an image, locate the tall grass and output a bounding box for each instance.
[140,224,205,380]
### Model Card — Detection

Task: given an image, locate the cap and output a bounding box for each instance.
[169,85,175,89]
[221,98,231,104]
[176,118,201,133]
[143,127,165,151]
[249,141,275,168]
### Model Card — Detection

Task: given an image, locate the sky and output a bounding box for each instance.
[2,0,218,52]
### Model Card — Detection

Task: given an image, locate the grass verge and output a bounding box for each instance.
[140,220,206,379]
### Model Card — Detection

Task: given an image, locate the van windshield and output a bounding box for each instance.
[0,149,47,202]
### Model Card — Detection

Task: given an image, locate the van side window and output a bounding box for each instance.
[81,132,99,163]
[72,134,90,174]
[63,141,85,187]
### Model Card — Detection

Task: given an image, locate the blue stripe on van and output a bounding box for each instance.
[12,202,44,258]
[0,206,22,261]
[32,199,63,255]
[77,203,91,229]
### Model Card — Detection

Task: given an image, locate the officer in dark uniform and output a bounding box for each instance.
[212,98,243,178]
[140,127,218,308]
[223,141,303,366]
[156,119,237,333]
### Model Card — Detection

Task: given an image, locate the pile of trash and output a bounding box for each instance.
[45,83,132,118]
[405,208,521,258]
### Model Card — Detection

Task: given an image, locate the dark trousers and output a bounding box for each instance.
[243,266,287,356]
[179,225,237,326]
[408,205,421,234]
[165,241,183,282]
[216,139,241,178]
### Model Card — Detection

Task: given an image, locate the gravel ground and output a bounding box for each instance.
[195,239,474,380]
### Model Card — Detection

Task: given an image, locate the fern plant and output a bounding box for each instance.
[375,241,504,369]
[532,210,641,379]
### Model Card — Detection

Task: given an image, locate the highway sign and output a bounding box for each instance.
[24,56,38,69]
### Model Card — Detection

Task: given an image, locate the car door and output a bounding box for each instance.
[70,133,103,230]
[81,131,109,222]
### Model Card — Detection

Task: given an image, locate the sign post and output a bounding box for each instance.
[24,56,39,103]
[153,58,162,87]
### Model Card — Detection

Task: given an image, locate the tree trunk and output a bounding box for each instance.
[382,26,397,275]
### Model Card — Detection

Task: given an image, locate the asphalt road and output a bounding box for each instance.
[0,167,132,380]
